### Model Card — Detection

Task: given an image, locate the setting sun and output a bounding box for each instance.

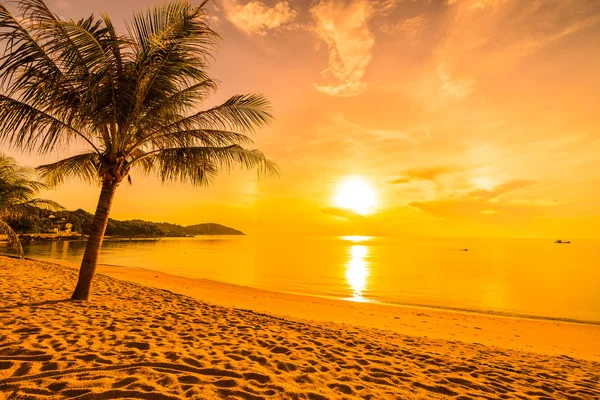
[334,178,378,215]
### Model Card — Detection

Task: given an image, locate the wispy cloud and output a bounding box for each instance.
[380,15,427,45]
[322,207,366,220]
[310,0,376,97]
[410,179,538,218]
[431,0,600,105]
[468,179,536,201]
[331,115,430,142]
[223,0,404,96]
[373,0,398,16]
[438,0,600,76]
[437,61,476,100]
[223,0,297,36]
[390,165,458,184]
[469,0,508,11]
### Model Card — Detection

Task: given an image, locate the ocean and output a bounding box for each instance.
[4,235,599,323]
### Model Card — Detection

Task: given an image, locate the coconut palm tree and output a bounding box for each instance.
[0,0,277,300]
[0,155,62,258]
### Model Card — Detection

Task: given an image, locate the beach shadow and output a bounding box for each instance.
[0,299,71,312]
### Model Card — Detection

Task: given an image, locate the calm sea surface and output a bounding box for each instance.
[4,236,600,323]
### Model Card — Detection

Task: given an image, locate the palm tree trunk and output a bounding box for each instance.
[71,179,118,300]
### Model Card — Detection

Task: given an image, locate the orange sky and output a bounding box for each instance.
[4,0,600,238]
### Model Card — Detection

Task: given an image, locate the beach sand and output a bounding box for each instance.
[1,257,599,399]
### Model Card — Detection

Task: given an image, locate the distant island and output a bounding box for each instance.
[8,209,244,241]
[153,222,245,237]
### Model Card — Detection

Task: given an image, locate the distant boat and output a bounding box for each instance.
[554,239,571,244]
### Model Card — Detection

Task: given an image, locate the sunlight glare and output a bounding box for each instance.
[342,235,373,243]
[334,178,378,215]
[345,245,370,302]
[472,177,495,191]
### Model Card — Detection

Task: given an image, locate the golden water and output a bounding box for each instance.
[9,235,600,323]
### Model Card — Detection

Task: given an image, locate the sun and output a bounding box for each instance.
[334,177,378,215]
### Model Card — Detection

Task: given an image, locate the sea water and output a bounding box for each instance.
[5,235,600,323]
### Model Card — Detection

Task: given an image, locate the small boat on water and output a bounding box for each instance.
[554,239,571,244]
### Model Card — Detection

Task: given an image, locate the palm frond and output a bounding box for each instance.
[17,0,94,83]
[36,152,100,186]
[3,199,63,220]
[0,219,24,259]
[126,0,216,66]
[56,19,123,140]
[2,1,124,150]
[0,1,88,114]
[0,155,50,206]
[138,129,255,152]
[0,3,97,153]
[0,153,59,260]
[0,3,66,91]
[0,156,31,181]
[146,93,273,140]
[0,95,100,154]
[57,19,115,82]
[134,145,278,186]
[100,13,124,77]
[0,178,47,198]
[121,1,217,139]
[136,79,218,130]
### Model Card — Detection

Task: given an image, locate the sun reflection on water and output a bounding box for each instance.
[341,235,373,243]
[345,245,370,302]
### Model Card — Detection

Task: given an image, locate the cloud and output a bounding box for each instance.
[311,0,376,97]
[223,0,297,36]
[431,0,600,106]
[390,165,458,184]
[470,0,508,10]
[410,179,537,219]
[438,0,600,77]
[223,0,399,96]
[332,115,430,142]
[209,15,222,27]
[322,207,366,220]
[373,0,398,16]
[380,15,427,45]
[437,61,476,100]
[468,179,536,201]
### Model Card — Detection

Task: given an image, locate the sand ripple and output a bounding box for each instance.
[1,257,599,399]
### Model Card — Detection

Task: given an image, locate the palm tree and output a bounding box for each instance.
[0,155,62,258]
[0,0,277,300]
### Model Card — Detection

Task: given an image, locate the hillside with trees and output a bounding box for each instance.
[7,209,244,237]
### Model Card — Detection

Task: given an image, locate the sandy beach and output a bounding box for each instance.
[1,256,599,399]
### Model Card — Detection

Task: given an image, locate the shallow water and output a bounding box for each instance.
[4,235,600,323]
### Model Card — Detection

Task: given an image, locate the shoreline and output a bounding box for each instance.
[29,256,600,362]
[93,261,600,326]
[20,255,600,327]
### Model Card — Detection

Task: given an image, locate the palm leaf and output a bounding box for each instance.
[121,1,217,142]
[146,93,273,140]
[4,199,63,219]
[36,152,100,186]
[136,79,218,129]
[134,145,278,186]
[0,219,24,259]
[0,153,61,260]
[0,95,100,154]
